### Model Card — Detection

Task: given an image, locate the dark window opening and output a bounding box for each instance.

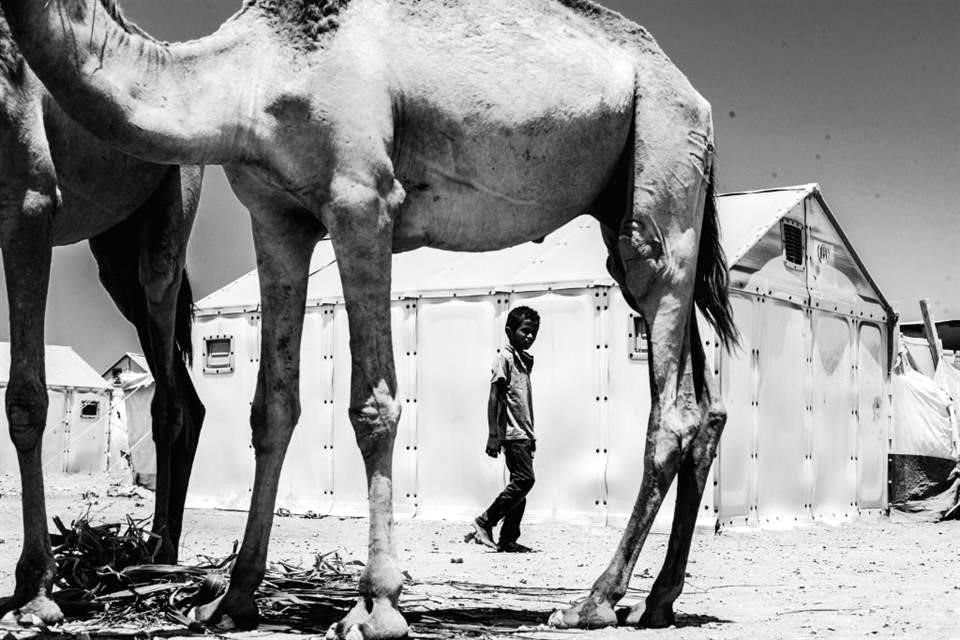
[782,220,805,268]
[80,400,100,420]
[204,336,235,374]
[630,315,650,360]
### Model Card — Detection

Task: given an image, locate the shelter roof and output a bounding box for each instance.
[101,352,150,377]
[714,184,815,265]
[0,343,110,390]
[196,184,889,313]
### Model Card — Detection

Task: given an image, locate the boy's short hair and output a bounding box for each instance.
[506,306,540,331]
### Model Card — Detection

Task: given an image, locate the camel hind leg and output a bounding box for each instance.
[551,59,719,629]
[627,321,726,628]
[89,167,205,563]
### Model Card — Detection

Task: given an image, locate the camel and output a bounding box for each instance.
[0,0,739,636]
[0,6,206,624]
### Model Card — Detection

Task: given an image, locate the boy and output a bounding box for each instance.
[473,306,540,552]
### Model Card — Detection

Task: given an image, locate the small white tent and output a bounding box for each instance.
[103,353,157,488]
[188,184,894,529]
[0,343,114,476]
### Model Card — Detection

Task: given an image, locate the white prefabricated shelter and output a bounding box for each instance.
[103,353,157,488]
[0,343,114,475]
[188,184,894,529]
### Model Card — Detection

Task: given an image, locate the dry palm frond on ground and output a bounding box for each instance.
[2,513,611,638]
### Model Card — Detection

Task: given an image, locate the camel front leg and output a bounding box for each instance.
[0,188,63,625]
[213,205,321,629]
[324,177,408,640]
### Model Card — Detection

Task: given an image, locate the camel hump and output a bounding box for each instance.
[551,0,664,55]
[250,0,350,46]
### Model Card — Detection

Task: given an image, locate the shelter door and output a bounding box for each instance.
[857,323,887,510]
[755,299,808,526]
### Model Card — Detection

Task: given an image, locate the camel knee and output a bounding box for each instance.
[349,391,401,462]
[249,387,301,457]
[6,379,48,451]
[138,260,180,311]
[150,388,183,447]
[707,405,727,431]
[325,174,405,232]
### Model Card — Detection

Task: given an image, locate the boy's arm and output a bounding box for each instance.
[486,382,502,458]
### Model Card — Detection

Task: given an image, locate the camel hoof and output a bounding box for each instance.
[548,597,617,629]
[211,589,259,630]
[153,537,179,565]
[360,599,408,639]
[17,596,64,626]
[629,604,675,628]
[328,598,408,639]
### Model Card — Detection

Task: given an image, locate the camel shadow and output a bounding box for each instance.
[262,602,731,636]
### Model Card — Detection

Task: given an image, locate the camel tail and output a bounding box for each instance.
[694,164,739,351]
[175,271,195,367]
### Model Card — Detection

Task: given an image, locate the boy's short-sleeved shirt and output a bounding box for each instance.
[491,344,535,441]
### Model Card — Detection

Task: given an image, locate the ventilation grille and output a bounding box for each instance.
[782,220,805,267]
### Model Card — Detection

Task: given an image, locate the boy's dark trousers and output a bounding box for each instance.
[480,439,535,546]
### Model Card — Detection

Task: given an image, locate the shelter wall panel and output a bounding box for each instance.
[1,390,67,474]
[278,307,334,514]
[393,301,419,516]
[415,297,503,519]
[330,305,369,516]
[41,391,69,474]
[857,323,887,509]
[756,300,807,525]
[325,302,417,516]
[604,291,658,524]
[810,313,855,522]
[718,293,757,524]
[65,391,111,474]
[125,387,156,480]
[512,290,602,522]
[187,313,259,510]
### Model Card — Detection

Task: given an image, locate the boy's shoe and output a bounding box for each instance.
[472,517,497,549]
[497,541,535,553]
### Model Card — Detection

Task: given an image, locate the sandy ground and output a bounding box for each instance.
[1,473,959,639]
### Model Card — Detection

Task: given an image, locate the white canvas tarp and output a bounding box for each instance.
[932,362,960,459]
[891,367,956,459]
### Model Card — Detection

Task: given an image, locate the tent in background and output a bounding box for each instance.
[0,343,114,476]
[102,353,156,489]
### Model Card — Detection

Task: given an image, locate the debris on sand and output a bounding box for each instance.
[2,513,596,637]
[27,513,371,634]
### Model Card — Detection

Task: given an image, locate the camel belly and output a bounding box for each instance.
[392,104,631,251]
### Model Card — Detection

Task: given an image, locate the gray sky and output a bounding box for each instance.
[2,0,957,371]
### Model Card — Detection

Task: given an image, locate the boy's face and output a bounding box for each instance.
[507,318,539,350]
